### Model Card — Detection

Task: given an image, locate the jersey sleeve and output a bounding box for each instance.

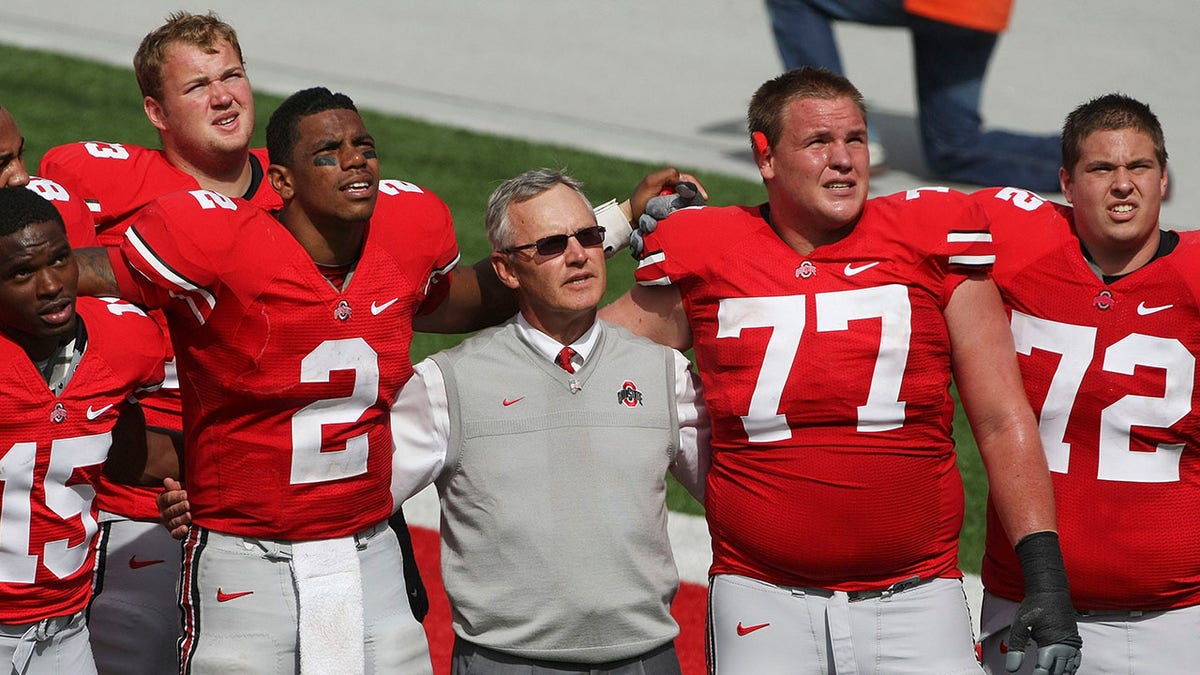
[25,177,98,248]
[38,142,133,228]
[899,188,995,305]
[971,186,1072,279]
[632,205,714,288]
[374,179,461,316]
[40,142,195,238]
[77,296,169,397]
[117,189,240,322]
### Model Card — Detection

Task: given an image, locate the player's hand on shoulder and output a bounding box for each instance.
[630,170,707,259]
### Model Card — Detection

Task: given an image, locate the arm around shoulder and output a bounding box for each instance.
[412,257,517,334]
[599,283,692,352]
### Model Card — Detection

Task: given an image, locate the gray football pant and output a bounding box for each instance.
[980,591,1200,675]
[88,516,180,675]
[709,573,981,674]
[179,521,431,674]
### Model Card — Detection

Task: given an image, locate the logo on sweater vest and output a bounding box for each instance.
[617,381,643,407]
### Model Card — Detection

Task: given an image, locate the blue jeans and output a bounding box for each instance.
[765,0,1061,193]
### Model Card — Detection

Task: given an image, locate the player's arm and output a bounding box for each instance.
[599,283,693,352]
[948,276,1055,539]
[412,256,518,334]
[73,246,121,297]
[946,275,1081,675]
[102,406,181,486]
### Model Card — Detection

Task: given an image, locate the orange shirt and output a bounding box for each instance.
[904,0,1013,33]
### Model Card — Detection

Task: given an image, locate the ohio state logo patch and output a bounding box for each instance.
[794,260,817,279]
[617,380,644,407]
[1092,289,1114,311]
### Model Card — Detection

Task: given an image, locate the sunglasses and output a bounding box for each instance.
[502,225,606,257]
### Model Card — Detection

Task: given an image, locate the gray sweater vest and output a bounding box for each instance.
[432,320,682,663]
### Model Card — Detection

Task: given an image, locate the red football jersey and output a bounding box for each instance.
[977,186,1200,610]
[25,176,98,249]
[634,188,994,590]
[116,181,458,539]
[38,142,281,240]
[0,297,165,623]
[39,143,281,518]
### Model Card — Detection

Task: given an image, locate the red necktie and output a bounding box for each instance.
[555,346,577,374]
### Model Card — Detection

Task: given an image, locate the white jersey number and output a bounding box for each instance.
[0,433,110,584]
[1011,311,1191,482]
[717,286,912,443]
[290,338,379,484]
[83,142,130,160]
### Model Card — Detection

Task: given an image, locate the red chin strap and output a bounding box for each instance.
[752,131,770,156]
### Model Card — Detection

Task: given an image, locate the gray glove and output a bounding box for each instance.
[630,181,704,259]
[1006,532,1082,675]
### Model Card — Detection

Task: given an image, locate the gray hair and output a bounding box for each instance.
[485,168,590,252]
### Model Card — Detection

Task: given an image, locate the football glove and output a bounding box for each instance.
[630,181,704,258]
[1006,531,1082,675]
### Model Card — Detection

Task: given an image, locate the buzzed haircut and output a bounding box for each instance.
[134,11,244,102]
[266,87,359,168]
[0,186,64,238]
[1061,94,1167,173]
[747,66,867,151]
[484,168,590,252]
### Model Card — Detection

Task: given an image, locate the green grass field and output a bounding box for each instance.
[0,42,989,573]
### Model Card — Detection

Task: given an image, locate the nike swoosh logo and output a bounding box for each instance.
[216,588,254,603]
[736,621,769,636]
[502,397,525,407]
[129,555,165,569]
[844,261,879,276]
[1137,301,1173,315]
[371,298,399,315]
[86,403,115,420]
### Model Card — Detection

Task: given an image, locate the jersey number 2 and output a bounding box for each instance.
[290,338,379,484]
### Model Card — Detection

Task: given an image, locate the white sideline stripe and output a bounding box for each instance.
[402,484,984,632]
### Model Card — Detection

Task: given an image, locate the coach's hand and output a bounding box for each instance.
[1006,531,1082,674]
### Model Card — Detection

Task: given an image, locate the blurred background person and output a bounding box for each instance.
[765,0,1062,192]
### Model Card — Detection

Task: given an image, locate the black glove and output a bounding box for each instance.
[630,181,704,258]
[1007,531,1082,675]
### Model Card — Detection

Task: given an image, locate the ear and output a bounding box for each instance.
[1058,166,1073,204]
[752,131,774,181]
[491,251,521,291]
[267,164,294,201]
[1160,162,1169,198]
[144,96,169,133]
